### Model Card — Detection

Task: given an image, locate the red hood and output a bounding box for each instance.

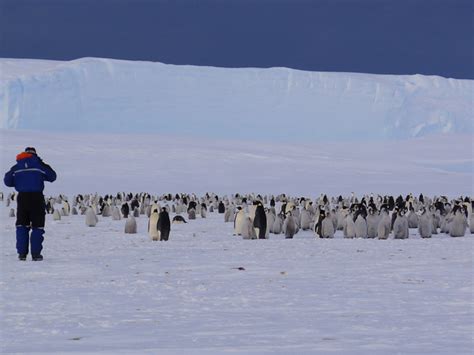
[16,152,34,161]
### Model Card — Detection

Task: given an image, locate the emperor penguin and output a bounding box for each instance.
[234,207,246,235]
[343,213,356,238]
[157,208,171,241]
[188,208,196,220]
[148,208,160,241]
[102,204,112,217]
[354,214,368,238]
[121,203,130,218]
[124,216,137,234]
[224,206,233,222]
[172,215,187,224]
[321,211,335,238]
[271,213,283,234]
[253,203,267,239]
[336,207,349,230]
[218,201,226,214]
[112,206,122,220]
[201,203,207,218]
[85,207,98,227]
[300,208,312,230]
[407,208,419,228]
[366,207,379,238]
[241,216,257,240]
[449,208,468,237]
[284,212,297,239]
[266,209,276,234]
[418,207,432,238]
[377,208,391,239]
[62,200,70,216]
[9,208,15,217]
[71,206,78,215]
[313,209,326,238]
[470,202,474,234]
[393,209,409,239]
[133,207,140,218]
[53,209,62,221]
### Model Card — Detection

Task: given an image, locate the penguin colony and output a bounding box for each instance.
[4,192,473,240]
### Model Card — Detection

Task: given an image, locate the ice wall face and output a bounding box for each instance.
[1,57,472,140]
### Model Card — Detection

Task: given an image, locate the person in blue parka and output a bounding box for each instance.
[4,147,57,261]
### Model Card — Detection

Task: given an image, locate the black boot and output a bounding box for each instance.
[18,254,27,261]
[32,255,43,261]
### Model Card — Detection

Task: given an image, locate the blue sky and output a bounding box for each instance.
[1,0,472,79]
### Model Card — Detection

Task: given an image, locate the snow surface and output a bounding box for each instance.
[1,58,472,140]
[1,201,473,354]
[0,130,472,197]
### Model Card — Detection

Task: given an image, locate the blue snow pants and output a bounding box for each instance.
[16,192,46,256]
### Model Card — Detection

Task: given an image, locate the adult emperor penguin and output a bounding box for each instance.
[418,207,432,238]
[377,208,391,239]
[449,207,468,237]
[253,202,267,239]
[157,208,171,241]
[234,207,246,235]
[393,208,409,239]
[148,208,160,241]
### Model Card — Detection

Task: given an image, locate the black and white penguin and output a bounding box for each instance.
[172,215,187,224]
[53,209,61,221]
[148,208,160,241]
[253,203,267,239]
[157,208,171,241]
[234,207,245,235]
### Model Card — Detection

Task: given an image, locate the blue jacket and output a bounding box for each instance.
[4,152,57,192]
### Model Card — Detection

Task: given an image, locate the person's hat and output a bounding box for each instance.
[25,147,37,154]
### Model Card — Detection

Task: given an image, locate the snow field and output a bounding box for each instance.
[1,204,473,354]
